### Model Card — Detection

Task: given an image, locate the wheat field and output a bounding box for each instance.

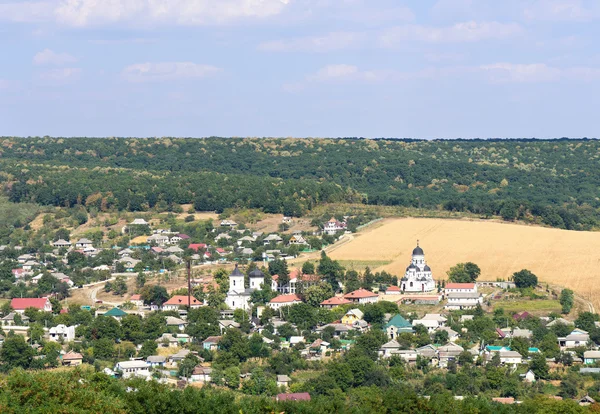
[329,218,600,310]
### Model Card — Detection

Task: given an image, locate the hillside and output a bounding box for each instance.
[329,217,600,310]
[2,137,600,230]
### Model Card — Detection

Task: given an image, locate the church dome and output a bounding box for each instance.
[230,266,244,277]
[424,265,431,271]
[249,269,264,278]
[412,245,424,255]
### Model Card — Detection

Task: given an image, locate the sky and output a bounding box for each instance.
[1,0,600,139]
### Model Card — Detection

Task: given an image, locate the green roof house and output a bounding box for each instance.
[104,307,128,320]
[385,314,413,339]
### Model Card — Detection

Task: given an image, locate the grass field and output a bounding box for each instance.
[336,260,392,272]
[329,217,600,311]
[492,299,562,315]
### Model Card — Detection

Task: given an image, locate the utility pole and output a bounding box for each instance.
[186,259,192,309]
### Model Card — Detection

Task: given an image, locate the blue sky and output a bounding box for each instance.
[1,0,600,138]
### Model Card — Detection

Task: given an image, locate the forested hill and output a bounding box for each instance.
[2,137,600,230]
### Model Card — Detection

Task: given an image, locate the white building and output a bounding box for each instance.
[412,314,447,333]
[323,217,347,235]
[114,360,150,379]
[444,283,477,295]
[400,243,436,293]
[445,292,483,310]
[268,294,302,310]
[343,288,378,304]
[499,350,523,365]
[48,324,76,342]
[52,239,72,248]
[559,329,590,349]
[74,238,93,249]
[225,266,254,311]
[147,234,170,246]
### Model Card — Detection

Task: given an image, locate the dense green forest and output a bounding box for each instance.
[2,137,600,229]
[0,368,588,413]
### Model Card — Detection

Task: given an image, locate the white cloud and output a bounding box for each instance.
[0,0,290,26]
[121,62,221,82]
[524,0,600,22]
[33,48,77,66]
[287,62,600,92]
[38,67,82,82]
[379,21,523,46]
[258,31,366,52]
[564,67,600,81]
[308,64,360,81]
[480,63,562,83]
[0,1,55,23]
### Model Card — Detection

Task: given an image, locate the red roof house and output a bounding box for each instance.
[162,295,203,310]
[320,296,352,308]
[11,297,52,313]
[385,286,401,294]
[343,288,378,304]
[188,243,208,252]
[268,294,302,309]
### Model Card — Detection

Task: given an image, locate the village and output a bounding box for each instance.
[0,212,598,406]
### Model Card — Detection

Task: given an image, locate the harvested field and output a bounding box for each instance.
[329,218,600,311]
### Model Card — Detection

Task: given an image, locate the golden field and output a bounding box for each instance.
[329,218,600,310]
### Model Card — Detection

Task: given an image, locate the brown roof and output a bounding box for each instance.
[320,296,352,306]
[277,392,311,401]
[445,283,475,289]
[63,351,83,360]
[270,294,302,304]
[163,295,202,306]
[492,397,515,404]
[344,288,378,299]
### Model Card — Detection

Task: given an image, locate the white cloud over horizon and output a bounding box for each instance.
[379,21,523,46]
[121,62,221,82]
[33,49,77,66]
[0,0,290,27]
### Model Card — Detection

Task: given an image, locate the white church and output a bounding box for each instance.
[225,266,267,311]
[400,242,436,293]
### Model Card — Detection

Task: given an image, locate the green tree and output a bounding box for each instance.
[93,338,115,359]
[512,269,538,289]
[136,272,146,289]
[433,329,449,344]
[575,311,599,332]
[112,276,127,295]
[529,353,549,379]
[241,367,277,396]
[138,340,158,359]
[303,282,334,307]
[223,366,241,389]
[362,267,375,289]
[140,285,169,306]
[560,288,574,314]
[0,334,34,369]
[277,323,297,340]
[178,353,199,378]
[446,262,481,283]
[269,259,290,289]
[301,261,315,275]
[317,251,344,292]
[28,322,45,342]
[344,270,362,293]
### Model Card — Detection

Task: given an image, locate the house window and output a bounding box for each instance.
[410,282,413,288]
